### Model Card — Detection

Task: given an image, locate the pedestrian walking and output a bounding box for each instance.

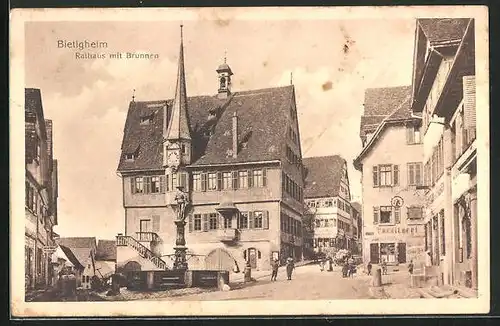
[408,260,414,275]
[271,258,279,281]
[286,256,295,280]
[319,259,324,272]
[381,259,388,275]
[367,262,372,276]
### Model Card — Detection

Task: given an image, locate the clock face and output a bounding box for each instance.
[167,150,180,166]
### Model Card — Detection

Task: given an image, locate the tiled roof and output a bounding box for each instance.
[57,237,96,249]
[117,85,294,171]
[59,245,84,270]
[303,155,346,199]
[359,86,412,139]
[96,240,116,261]
[354,86,414,169]
[350,201,362,215]
[418,18,470,44]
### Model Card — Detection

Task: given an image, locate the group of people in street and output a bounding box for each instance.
[270,256,295,281]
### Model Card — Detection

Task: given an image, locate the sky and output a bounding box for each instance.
[25,18,416,240]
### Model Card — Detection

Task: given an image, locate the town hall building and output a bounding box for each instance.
[116,27,305,272]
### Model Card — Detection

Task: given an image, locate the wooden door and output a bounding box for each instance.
[370,243,380,264]
[249,248,257,268]
[205,248,234,271]
[398,243,407,263]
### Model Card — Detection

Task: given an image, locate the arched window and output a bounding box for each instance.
[220,76,226,89]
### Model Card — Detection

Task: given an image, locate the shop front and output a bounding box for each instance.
[367,224,425,266]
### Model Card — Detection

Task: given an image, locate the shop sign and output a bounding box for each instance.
[377,225,424,235]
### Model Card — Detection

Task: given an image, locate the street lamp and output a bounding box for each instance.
[172,186,189,271]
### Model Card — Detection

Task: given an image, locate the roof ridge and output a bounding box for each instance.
[130,85,294,105]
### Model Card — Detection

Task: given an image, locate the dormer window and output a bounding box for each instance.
[124,153,135,161]
[140,113,154,125]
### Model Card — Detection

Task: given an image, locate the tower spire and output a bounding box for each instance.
[165,24,191,142]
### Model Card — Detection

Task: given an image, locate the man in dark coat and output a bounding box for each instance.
[271,259,279,281]
[286,256,295,280]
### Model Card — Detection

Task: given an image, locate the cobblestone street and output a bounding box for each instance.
[150,265,377,301]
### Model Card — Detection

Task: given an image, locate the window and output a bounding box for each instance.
[124,153,135,160]
[253,170,263,187]
[194,214,202,231]
[373,164,398,187]
[379,165,392,186]
[324,219,330,227]
[171,173,178,190]
[380,206,392,224]
[193,173,202,191]
[222,172,232,190]
[224,216,233,229]
[140,115,152,125]
[182,144,188,154]
[406,125,421,144]
[209,213,218,230]
[407,162,423,186]
[408,206,423,220]
[238,171,248,188]
[254,211,263,228]
[151,176,160,193]
[315,219,321,228]
[133,177,143,193]
[239,212,248,229]
[325,199,333,207]
[207,173,217,190]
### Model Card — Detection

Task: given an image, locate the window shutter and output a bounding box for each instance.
[393,165,399,186]
[408,163,415,185]
[406,126,414,144]
[373,207,380,225]
[372,166,379,187]
[184,173,190,192]
[202,214,208,232]
[217,172,222,190]
[179,172,187,190]
[463,75,476,129]
[201,173,207,192]
[232,171,238,189]
[188,214,193,232]
[152,215,160,232]
[394,207,401,224]
[263,211,269,229]
[144,177,151,194]
[262,168,267,186]
[249,212,255,229]
[416,163,422,186]
[236,213,240,229]
[131,177,136,194]
[248,170,253,188]
[160,176,165,193]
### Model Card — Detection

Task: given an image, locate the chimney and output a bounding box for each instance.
[232,112,238,158]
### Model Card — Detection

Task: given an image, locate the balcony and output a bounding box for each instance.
[135,232,160,243]
[217,228,238,243]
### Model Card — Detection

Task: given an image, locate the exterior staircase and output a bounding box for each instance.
[116,234,167,270]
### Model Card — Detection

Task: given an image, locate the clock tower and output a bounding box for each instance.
[163,25,192,171]
[216,53,233,99]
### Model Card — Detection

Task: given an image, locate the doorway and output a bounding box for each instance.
[205,248,236,272]
[380,243,396,264]
[370,243,380,264]
[398,243,407,263]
